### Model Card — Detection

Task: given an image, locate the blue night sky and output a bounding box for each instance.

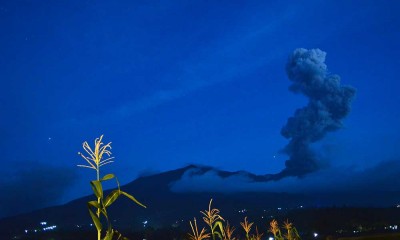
[1,0,400,217]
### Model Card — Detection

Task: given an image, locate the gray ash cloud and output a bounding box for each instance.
[277,48,356,178]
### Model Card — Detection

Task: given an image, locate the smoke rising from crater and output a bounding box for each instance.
[278,48,356,178]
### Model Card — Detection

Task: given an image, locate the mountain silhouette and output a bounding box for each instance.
[1,165,399,239]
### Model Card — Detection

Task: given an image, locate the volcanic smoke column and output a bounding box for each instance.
[278,48,356,178]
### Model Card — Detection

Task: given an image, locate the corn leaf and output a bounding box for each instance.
[104,190,120,207]
[101,173,115,181]
[120,191,146,208]
[103,229,114,240]
[88,200,101,209]
[214,231,223,239]
[90,180,103,199]
[213,221,225,238]
[88,208,102,231]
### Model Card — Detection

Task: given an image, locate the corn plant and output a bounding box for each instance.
[250,226,263,240]
[269,219,283,240]
[188,218,211,240]
[223,221,236,240]
[240,217,254,240]
[78,135,146,240]
[268,219,301,240]
[200,199,225,240]
[282,219,301,240]
[188,200,302,240]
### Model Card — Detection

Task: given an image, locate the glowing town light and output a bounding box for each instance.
[143,220,148,228]
[314,232,318,237]
[42,225,57,231]
[40,222,47,226]
[269,237,274,240]
[24,230,28,234]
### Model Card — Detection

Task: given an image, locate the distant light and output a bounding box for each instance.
[269,237,274,240]
[25,230,28,234]
[389,225,398,230]
[43,225,57,231]
[143,220,148,228]
[40,222,47,225]
[314,232,318,237]
[277,207,282,210]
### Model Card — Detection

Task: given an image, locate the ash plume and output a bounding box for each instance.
[277,48,356,178]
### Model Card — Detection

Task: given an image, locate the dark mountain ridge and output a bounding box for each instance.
[1,165,399,239]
